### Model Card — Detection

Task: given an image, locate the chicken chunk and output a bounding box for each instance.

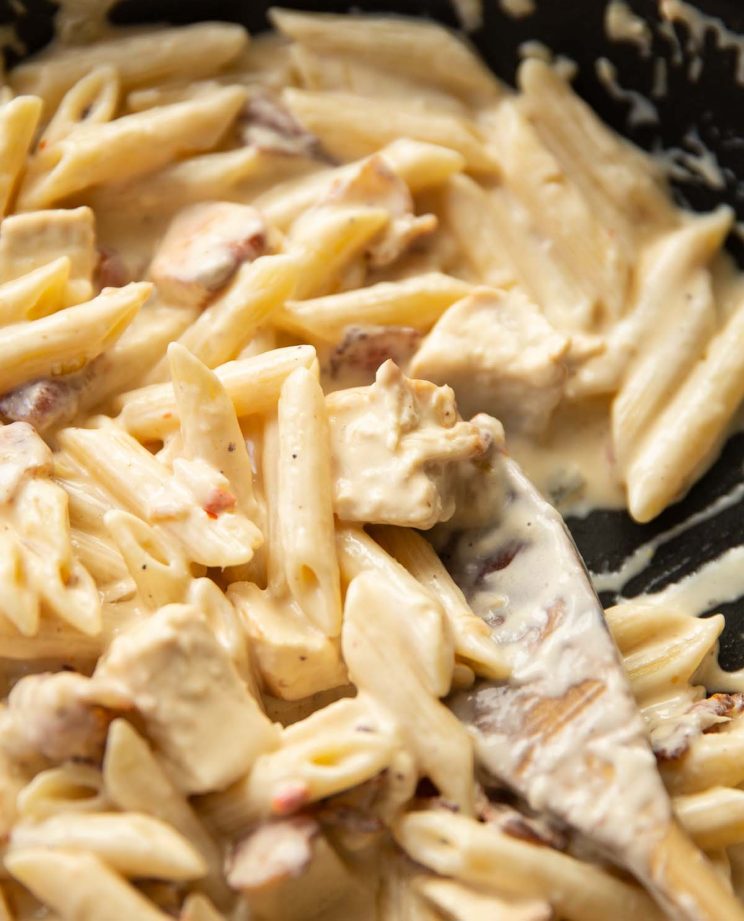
[410,287,570,434]
[240,91,330,161]
[96,604,279,793]
[327,155,437,267]
[0,207,96,304]
[327,360,488,528]
[149,202,272,309]
[0,672,125,767]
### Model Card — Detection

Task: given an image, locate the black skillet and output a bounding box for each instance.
[5,0,744,665]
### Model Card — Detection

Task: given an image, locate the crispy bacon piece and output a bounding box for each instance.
[203,486,237,519]
[149,202,271,309]
[95,246,131,290]
[328,325,421,382]
[0,359,101,433]
[653,693,744,763]
[240,92,331,161]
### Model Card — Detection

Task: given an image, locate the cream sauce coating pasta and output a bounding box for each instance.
[0,8,741,921]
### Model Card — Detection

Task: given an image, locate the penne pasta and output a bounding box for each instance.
[277,368,342,637]
[116,344,318,440]
[18,87,247,209]
[10,22,248,111]
[0,282,149,394]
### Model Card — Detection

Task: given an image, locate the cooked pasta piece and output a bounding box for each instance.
[0,96,42,216]
[117,344,318,440]
[18,87,247,210]
[10,22,248,111]
[6,848,171,921]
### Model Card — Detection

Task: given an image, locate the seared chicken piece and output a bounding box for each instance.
[327,360,488,528]
[96,604,279,793]
[149,202,272,309]
[240,91,330,161]
[0,206,96,304]
[326,154,436,268]
[411,287,569,434]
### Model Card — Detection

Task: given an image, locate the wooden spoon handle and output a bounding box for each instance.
[649,822,744,921]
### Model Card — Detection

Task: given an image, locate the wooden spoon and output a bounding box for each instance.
[441,454,743,920]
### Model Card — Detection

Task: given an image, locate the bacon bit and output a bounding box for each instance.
[203,487,237,519]
[271,779,310,816]
[476,539,527,583]
[328,325,422,380]
[239,92,332,162]
[0,360,101,433]
[95,246,131,290]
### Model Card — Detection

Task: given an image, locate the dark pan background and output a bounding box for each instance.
[5,0,744,666]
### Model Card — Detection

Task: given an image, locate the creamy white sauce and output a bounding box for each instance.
[595,57,659,128]
[509,399,625,515]
[660,0,744,85]
[591,479,744,595]
[605,1,653,56]
[652,127,727,191]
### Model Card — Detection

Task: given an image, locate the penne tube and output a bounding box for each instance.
[0,257,71,325]
[277,368,342,637]
[272,9,502,104]
[395,810,664,921]
[612,267,715,473]
[104,720,229,906]
[518,59,677,246]
[41,66,119,146]
[661,720,744,796]
[10,23,248,111]
[343,572,474,812]
[675,788,744,851]
[257,137,465,230]
[10,812,207,881]
[372,525,510,681]
[202,695,398,834]
[489,98,631,323]
[18,87,247,210]
[573,208,731,399]
[86,146,269,217]
[625,291,744,522]
[0,96,42,216]
[0,282,150,395]
[168,344,258,515]
[6,848,171,921]
[282,89,499,174]
[288,204,389,300]
[166,254,299,373]
[416,877,552,921]
[276,273,472,340]
[104,511,191,610]
[117,344,318,440]
[59,426,261,568]
[336,526,454,697]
